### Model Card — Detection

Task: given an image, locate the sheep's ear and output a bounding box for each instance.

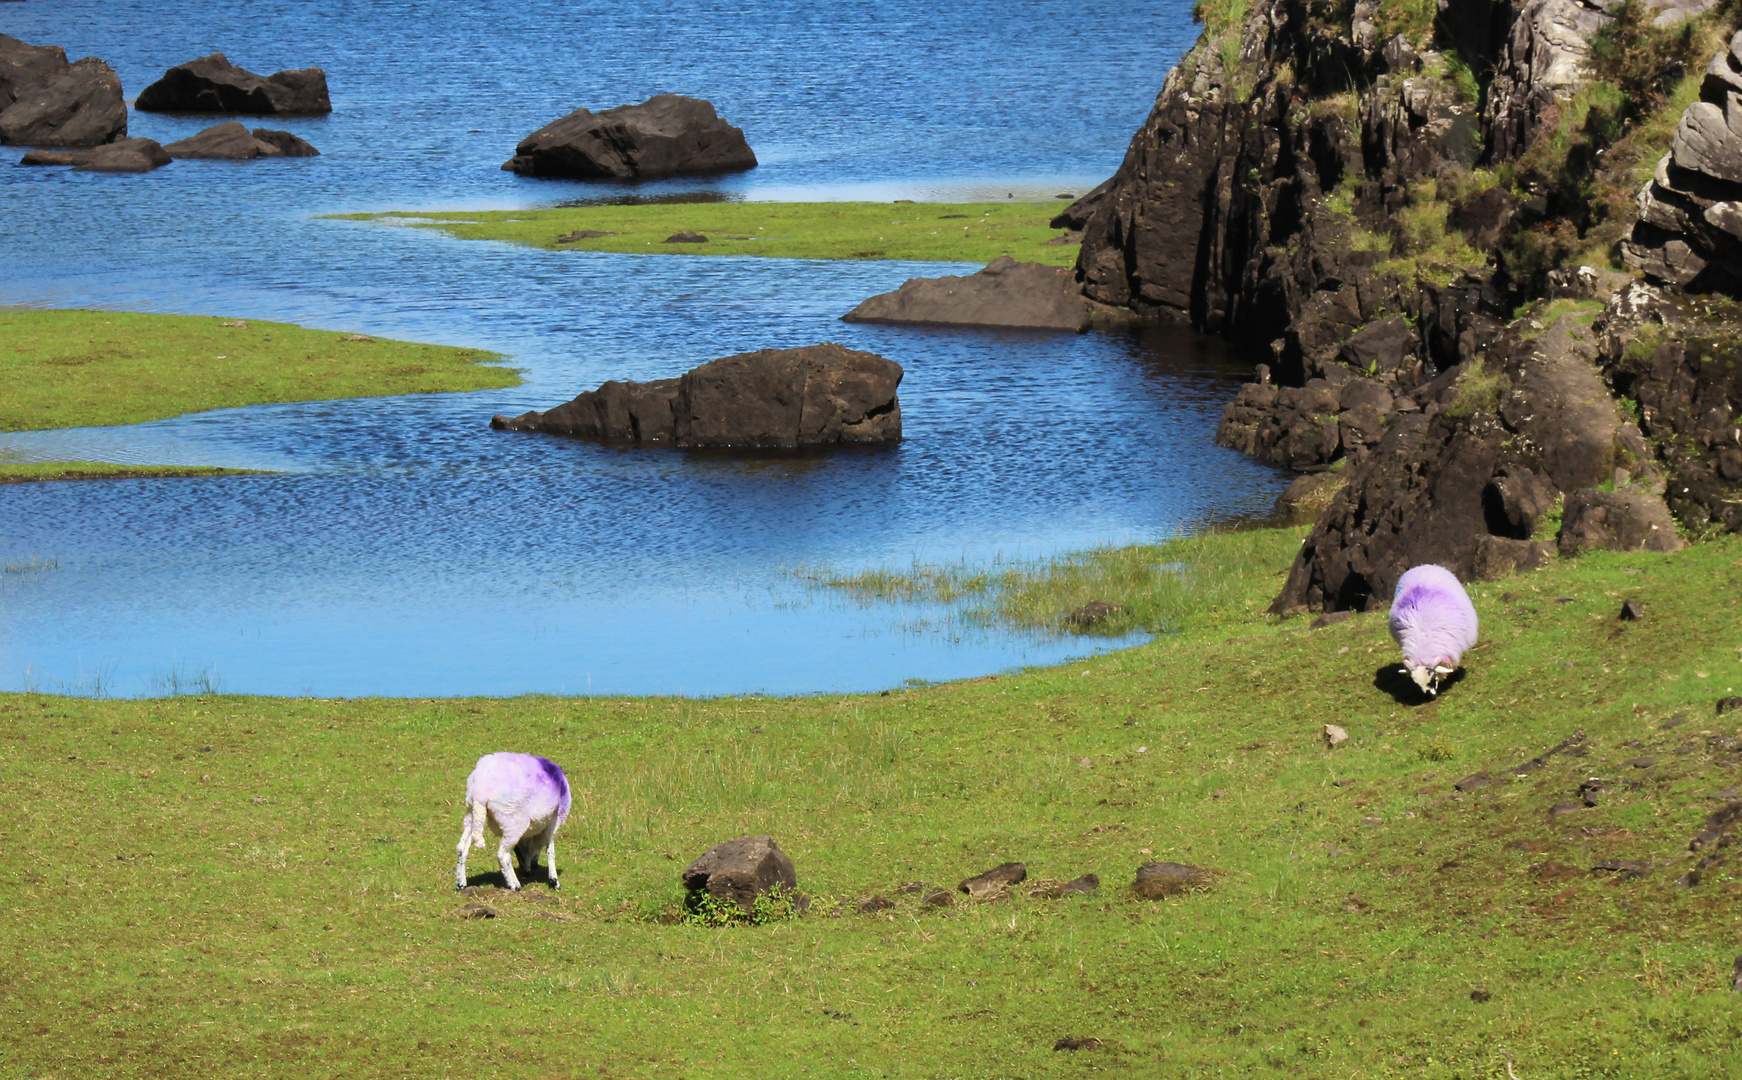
[1433,663,1455,675]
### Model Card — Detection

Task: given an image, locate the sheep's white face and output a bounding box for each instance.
[1408,662,1457,695]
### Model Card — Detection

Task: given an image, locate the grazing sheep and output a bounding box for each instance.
[1388,564,1479,696]
[454,752,571,891]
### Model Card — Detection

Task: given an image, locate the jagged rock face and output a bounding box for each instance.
[0,56,126,147]
[1625,32,1742,290]
[135,54,331,115]
[1481,0,1611,161]
[1272,311,1674,613]
[491,343,901,449]
[1599,282,1742,533]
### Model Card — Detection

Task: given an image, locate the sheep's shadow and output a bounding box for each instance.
[459,866,558,891]
[1373,663,1465,706]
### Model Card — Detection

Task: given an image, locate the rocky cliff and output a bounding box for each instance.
[1077,0,1742,611]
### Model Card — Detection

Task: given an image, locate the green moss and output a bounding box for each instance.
[0,309,516,433]
[1444,355,1507,418]
[332,202,1080,266]
[9,529,1742,1075]
[0,462,269,484]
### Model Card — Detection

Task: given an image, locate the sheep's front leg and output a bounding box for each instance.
[454,812,476,890]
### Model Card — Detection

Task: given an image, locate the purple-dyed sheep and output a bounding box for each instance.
[1388,564,1479,696]
[454,752,571,891]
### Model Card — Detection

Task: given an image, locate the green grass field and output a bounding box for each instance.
[7,528,1742,1078]
[332,201,1082,265]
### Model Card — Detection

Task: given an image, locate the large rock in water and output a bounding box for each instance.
[0,34,69,111]
[162,120,319,159]
[502,94,755,180]
[682,836,797,916]
[0,56,126,147]
[135,53,331,115]
[843,256,1107,331]
[490,343,901,448]
[20,137,170,172]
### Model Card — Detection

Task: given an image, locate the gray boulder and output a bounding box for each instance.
[162,120,319,159]
[491,342,901,449]
[1558,489,1685,555]
[20,137,169,172]
[135,53,331,115]
[502,94,756,180]
[0,56,125,147]
[682,836,796,916]
[843,256,1109,331]
[0,34,68,111]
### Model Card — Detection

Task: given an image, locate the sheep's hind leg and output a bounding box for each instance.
[544,831,560,890]
[496,825,527,891]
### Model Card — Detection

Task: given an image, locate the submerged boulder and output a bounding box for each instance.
[20,137,169,172]
[135,53,331,115]
[502,94,756,180]
[843,256,1117,331]
[0,56,126,147]
[491,342,901,448]
[162,120,320,159]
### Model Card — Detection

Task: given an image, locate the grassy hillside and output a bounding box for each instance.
[332,201,1082,266]
[5,528,1741,1077]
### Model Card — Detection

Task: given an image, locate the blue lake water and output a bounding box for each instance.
[0,0,1286,697]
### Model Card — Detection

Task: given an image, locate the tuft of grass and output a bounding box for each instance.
[7,529,1742,1075]
[1444,355,1507,418]
[798,529,1304,637]
[0,309,517,433]
[332,202,1081,266]
[0,461,268,484]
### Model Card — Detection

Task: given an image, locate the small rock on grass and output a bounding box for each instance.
[1731,955,1742,993]
[958,862,1026,897]
[1132,861,1217,899]
[1619,599,1644,621]
[664,230,708,243]
[458,903,497,919]
[921,888,954,908]
[1067,600,1124,627]
[1324,724,1349,748]
[556,229,618,242]
[1053,1037,1103,1051]
[1310,610,1353,630]
[1028,874,1100,899]
[1718,697,1742,716]
[853,895,895,914]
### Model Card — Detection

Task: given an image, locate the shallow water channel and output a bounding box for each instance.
[0,0,1288,696]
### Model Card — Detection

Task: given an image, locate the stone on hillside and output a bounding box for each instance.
[843,256,1103,331]
[957,862,1026,898]
[490,342,901,449]
[135,53,331,115]
[1324,724,1349,748]
[20,137,170,172]
[664,230,707,243]
[0,34,68,111]
[0,56,125,146]
[502,94,755,180]
[162,120,318,160]
[1557,489,1684,555]
[1029,874,1099,899]
[1132,861,1216,899]
[681,835,796,916]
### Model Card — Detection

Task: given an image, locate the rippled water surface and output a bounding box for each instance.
[0,0,1285,696]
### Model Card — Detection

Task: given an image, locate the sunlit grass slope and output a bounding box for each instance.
[0,309,517,433]
[333,201,1082,265]
[5,529,1742,1077]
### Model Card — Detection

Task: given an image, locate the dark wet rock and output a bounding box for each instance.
[1469,988,1493,1003]
[491,342,901,449]
[681,835,797,916]
[503,94,754,180]
[250,128,319,157]
[844,256,1114,332]
[0,56,125,147]
[1029,874,1099,899]
[920,887,954,908]
[958,862,1026,898]
[664,231,707,243]
[1310,610,1352,630]
[1578,778,1610,807]
[1619,599,1645,621]
[0,34,67,111]
[1049,178,1112,230]
[162,120,315,159]
[1719,697,1742,716]
[1486,466,1558,539]
[1044,231,1083,246]
[1558,489,1684,555]
[1447,185,1518,252]
[1132,861,1216,898]
[556,229,618,243]
[20,137,170,172]
[852,895,895,914]
[1454,772,1492,792]
[1067,601,1124,627]
[135,53,331,115]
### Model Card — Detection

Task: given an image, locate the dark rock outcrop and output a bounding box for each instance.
[0,34,67,111]
[843,256,1115,331]
[0,56,125,146]
[682,836,797,916]
[20,137,169,172]
[1049,178,1112,230]
[491,342,901,448]
[135,53,331,115]
[502,94,755,181]
[162,120,319,159]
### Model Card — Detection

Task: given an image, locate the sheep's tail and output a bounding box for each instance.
[468,800,489,849]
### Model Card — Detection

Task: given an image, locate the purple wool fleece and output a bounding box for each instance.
[1388,564,1479,671]
[466,752,571,825]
